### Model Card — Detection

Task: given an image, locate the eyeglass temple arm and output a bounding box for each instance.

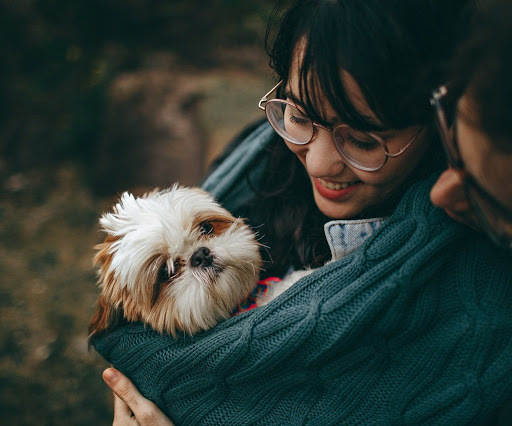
[385,127,424,158]
[430,85,454,157]
[258,80,283,110]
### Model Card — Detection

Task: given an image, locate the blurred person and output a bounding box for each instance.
[430,0,512,251]
[92,1,512,424]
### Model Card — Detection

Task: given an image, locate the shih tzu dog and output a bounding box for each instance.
[88,185,264,338]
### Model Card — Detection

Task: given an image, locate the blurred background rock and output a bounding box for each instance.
[0,1,275,424]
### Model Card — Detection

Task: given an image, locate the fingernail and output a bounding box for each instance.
[103,368,119,384]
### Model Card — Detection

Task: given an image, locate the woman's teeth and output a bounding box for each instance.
[318,178,358,190]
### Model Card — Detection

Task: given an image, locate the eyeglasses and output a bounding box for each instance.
[431,84,512,250]
[259,80,423,172]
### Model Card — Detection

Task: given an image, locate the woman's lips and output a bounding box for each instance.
[314,178,362,200]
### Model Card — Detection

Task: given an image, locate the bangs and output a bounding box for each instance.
[297,36,388,132]
[266,0,459,132]
[297,2,416,131]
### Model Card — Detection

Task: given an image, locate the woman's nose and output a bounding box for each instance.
[303,128,346,177]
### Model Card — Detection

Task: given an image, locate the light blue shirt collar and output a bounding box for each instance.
[324,217,388,261]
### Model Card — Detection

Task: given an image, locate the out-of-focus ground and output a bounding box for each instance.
[0,1,274,424]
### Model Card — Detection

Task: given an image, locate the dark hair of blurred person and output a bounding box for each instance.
[430,0,512,250]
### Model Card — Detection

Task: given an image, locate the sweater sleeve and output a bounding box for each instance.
[92,177,512,425]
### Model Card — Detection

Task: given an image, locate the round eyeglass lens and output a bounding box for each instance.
[333,125,386,170]
[265,101,313,144]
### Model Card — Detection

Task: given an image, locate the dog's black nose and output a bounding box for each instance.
[190,247,213,268]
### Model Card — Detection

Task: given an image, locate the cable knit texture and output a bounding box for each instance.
[92,123,512,425]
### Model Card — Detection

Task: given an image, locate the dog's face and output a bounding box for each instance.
[89,186,261,337]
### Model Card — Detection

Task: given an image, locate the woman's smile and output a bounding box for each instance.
[314,178,362,199]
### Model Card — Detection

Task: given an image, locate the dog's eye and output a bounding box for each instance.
[157,263,171,283]
[200,221,214,235]
[156,261,179,285]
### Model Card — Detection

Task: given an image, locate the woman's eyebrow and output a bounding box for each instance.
[283,89,305,107]
[284,87,387,131]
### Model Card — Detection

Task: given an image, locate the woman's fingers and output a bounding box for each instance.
[103,368,175,426]
[103,368,141,412]
[112,392,135,421]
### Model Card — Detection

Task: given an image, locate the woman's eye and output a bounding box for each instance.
[200,221,214,235]
[346,134,379,151]
[288,113,310,126]
[285,105,310,126]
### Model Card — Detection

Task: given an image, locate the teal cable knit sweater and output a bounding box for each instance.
[92,123,512,425]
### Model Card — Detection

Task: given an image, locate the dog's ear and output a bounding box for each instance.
[88,295,124,343]
[90,232,122,345]
[93,234,118,268]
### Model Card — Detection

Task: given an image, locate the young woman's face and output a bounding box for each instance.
[285,68,429,219]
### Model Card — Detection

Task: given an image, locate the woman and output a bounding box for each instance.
[93,1,512,424]
[430,0,512,251]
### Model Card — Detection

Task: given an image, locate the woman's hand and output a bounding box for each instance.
[103,368,174,426]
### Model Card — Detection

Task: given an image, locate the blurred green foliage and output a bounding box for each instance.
[0,0,275,172]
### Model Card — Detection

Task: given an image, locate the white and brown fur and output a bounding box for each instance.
[89,185,263,339]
